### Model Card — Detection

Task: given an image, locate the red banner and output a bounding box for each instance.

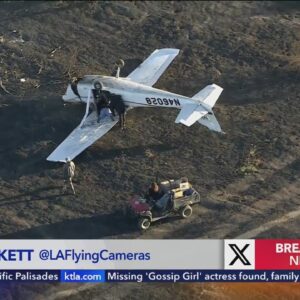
[255,240,300,270]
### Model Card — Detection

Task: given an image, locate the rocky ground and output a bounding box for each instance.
[0,1,299,299]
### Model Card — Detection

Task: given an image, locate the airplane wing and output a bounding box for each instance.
[47,112,119,162]
[126,48,180,86]
[175,104,208,127]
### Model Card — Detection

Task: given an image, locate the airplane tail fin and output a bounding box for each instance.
[175,84,224,133]
[181,84,224,133]
[192,84,223,108]
[194,84,224,133]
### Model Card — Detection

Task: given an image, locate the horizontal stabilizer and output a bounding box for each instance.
[198,113,223,133]
[192,84,223,108]
[175,104,208,127]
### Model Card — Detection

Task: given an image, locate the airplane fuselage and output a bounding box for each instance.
[63,75,209,112]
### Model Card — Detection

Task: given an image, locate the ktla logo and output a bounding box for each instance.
[224,240,255,269]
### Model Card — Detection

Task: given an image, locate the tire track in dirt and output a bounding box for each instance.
[205,176,300,239]
[235,205,300,239]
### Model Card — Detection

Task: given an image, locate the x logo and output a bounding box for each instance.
[229,244,251,266]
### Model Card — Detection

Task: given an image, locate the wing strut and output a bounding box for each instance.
[79,88,92,128]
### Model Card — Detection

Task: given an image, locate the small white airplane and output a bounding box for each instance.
[47,48,224,162]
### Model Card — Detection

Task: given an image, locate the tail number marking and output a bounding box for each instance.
[146,97,180,106]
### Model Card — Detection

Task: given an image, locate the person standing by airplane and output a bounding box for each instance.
[62,157,76,195]
[92,83,114,123]
[109,93,126,130]
[97,104,114,123]
[92,82,104,116]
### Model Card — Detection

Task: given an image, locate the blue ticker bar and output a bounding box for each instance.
[61,270,105,282]
[0,270,60,282]
[0,270,299,283]
[105,270,300,283]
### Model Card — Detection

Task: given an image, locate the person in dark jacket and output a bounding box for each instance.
[148,182,169,211]
[109,93,126,130]
[148,182,164,201]
[92,82,107,116]
[91,84,113,123]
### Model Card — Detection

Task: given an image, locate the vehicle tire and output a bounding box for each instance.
[138,218,151,230]
[180,205,192,218]
[194,192,201,203]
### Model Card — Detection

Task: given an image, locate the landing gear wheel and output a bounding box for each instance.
[180,205,192,218]
[138,218,151,230]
